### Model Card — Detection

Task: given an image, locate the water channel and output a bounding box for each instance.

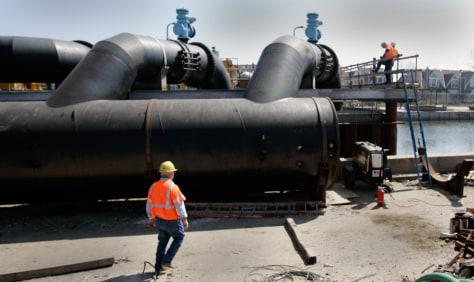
[396,120,474,155]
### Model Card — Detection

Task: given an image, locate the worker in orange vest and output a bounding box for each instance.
[391,42,399,58]
[146,160,189,274]
[374,42,396,84]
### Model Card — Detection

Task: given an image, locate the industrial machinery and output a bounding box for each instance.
[343,141,393,191]
[0,10,343,203]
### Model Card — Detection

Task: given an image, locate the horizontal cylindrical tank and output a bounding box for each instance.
[0,97,339,200]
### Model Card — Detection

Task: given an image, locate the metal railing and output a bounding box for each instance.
[341,54,420,88]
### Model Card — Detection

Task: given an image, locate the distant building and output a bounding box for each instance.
[461,71,474,93]
[315,63,474,93]
[420,68,474,94]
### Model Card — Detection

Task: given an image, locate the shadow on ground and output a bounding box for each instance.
[103,271,156,282]
[0,195,318,244]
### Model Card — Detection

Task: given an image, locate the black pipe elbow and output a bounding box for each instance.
[244,36,341,103]
[47,33,232,107]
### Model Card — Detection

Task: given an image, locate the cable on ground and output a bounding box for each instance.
[243,265,331,282]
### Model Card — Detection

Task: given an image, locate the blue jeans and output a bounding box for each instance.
[155,218,185,271]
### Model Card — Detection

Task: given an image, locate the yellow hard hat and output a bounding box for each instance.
[159,161,178,173]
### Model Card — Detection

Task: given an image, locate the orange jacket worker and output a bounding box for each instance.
[375,42,395,84]
[391,42,399,59]
[146,161,188,274]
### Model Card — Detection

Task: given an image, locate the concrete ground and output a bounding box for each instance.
[1,180,474,282]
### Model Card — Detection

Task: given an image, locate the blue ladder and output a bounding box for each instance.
[401,70,433,188]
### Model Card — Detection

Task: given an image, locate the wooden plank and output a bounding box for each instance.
[447,249,463,267]
[332,185,360,199]
[326,190,351,205]
[441,241,455,247]
[285,217,317,265]
[0,257,114,282]
[326,185,359,205]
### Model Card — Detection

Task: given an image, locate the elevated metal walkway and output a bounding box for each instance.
[341,54,420,89]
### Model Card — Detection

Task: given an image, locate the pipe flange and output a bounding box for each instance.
[171,39,195,83]
[190,42,216,87]
[317,44,339,81]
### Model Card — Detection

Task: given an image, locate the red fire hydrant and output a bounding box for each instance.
[377,187,385,207]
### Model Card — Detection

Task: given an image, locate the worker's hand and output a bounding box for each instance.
[182,218,189,231]
[148,218,155,228]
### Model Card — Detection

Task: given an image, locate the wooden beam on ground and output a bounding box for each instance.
[285,217,317,265]
[447,249,463,267]
[0,257,114,282]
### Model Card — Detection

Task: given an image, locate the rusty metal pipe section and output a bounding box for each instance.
[244,35,341,103]
[0,36,91,83]
[46,33,231,107]
[0,97,339,200]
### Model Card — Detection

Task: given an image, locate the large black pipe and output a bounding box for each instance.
[245,36,341,103]
[0,34,341,202]
[0,36,91,83]
[0,97,339,200]
[46,33,232,107]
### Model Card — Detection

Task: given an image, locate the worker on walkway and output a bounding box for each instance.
[374,42,396,84]
[391,42,399,58]
[146,160,189,274]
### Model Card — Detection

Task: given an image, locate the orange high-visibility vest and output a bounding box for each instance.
[147,179,186,220]
[384,45,396,63]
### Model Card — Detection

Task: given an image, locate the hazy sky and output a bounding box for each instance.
[2,0,473,70]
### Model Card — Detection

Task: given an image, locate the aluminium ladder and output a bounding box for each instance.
[401,70,433,188]
[186,201,322,218]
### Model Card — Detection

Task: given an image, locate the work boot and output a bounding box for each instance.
[162,263,175,269]
[152,271,160,280]
[156,265,167,273]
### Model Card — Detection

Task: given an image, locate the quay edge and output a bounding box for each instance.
[397,106,474,121]
[339,152,474,179]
